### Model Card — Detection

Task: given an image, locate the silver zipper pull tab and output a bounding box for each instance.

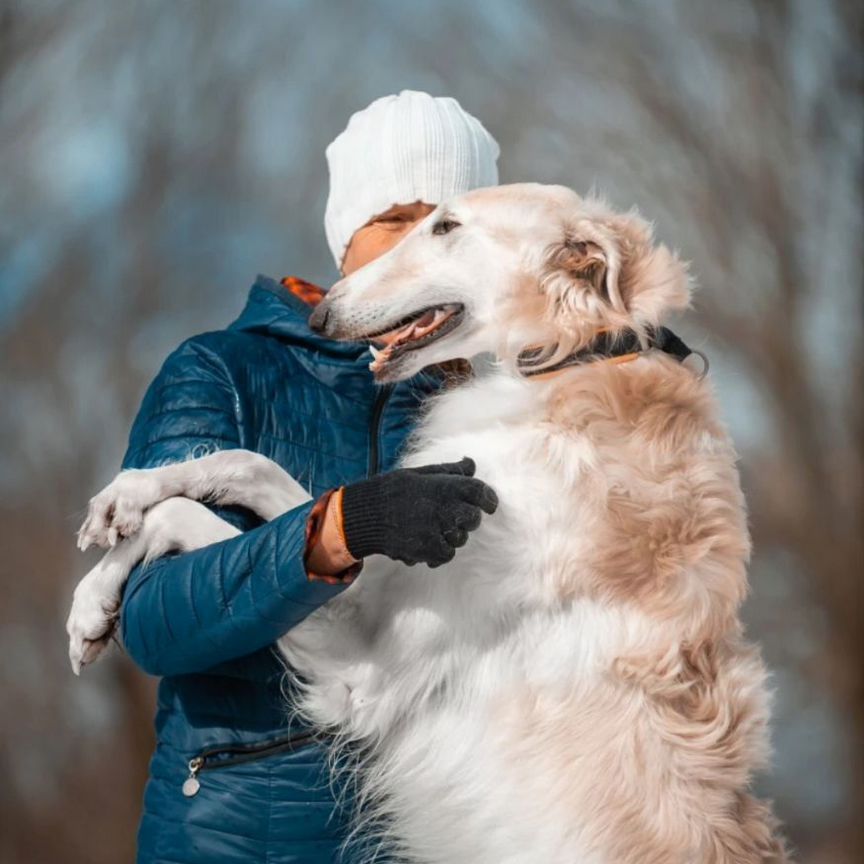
[182,756,204,797]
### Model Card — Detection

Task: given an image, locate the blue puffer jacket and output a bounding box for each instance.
[119,274,448,864]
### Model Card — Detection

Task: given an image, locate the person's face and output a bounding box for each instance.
[340,200,437,347]
[341,201,436,277]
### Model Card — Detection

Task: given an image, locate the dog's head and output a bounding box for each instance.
[309,183,691,381]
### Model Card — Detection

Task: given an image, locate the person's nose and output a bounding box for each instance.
[308,303,330,334]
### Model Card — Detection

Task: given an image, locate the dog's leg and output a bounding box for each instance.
[67,497,240,673]
[78,450,312,550]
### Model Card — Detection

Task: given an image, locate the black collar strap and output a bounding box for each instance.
[517,326,708,378]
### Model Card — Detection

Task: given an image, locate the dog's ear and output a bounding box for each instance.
[558,240,610,299]
[621,241,691,324]
[544,210,691,329]
[542,227,625,321]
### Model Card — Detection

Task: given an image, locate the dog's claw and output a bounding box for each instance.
[77,469,159,550]
[67,581,120,675]
[72,634,112,675]
[68,619,116,674]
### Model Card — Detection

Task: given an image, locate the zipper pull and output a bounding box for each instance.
[182,756,204,797]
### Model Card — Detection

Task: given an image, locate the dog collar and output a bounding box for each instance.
[516,326,709,380]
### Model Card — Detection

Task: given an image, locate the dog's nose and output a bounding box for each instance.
[308,304,330,334]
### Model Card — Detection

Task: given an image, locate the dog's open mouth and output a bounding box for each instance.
[365,303,465,373]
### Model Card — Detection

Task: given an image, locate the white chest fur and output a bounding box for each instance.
[276,369,643,856]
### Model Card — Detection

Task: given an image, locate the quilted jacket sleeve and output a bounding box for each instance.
[117,335,350,677]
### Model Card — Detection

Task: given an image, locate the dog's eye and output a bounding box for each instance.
[432,219,461,236]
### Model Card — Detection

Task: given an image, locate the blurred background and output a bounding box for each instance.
[1,0,861,861]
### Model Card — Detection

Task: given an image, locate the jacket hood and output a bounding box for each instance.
[227,274,447,392]
[228,274,370,361]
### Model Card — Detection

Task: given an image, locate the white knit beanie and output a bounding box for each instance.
[325,90,500,269]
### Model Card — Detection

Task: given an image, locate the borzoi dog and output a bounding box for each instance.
[68,183,787,863]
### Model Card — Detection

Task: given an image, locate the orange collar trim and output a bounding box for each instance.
[520,351,641,381]
[281,275,327,307]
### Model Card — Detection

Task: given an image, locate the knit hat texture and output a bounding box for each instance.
[325,89,500,269]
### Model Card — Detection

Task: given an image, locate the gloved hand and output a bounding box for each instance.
[339,456,498,568]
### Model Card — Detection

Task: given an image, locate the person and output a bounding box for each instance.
[116,90,501,864]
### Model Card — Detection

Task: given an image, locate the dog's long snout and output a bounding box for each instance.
[308,303,330,334]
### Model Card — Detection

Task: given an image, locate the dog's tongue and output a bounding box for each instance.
[369,307,457,373]
[415,309,438,328]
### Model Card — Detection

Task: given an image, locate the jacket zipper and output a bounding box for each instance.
[182,385,394,798]
[182,730,317,797]
[368,383,394,476]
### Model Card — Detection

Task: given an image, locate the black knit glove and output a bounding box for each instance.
[340,456,498,568]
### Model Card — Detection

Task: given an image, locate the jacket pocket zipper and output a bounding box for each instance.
[182,731,318,797]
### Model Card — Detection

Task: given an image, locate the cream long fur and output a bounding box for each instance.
[68,184,788,863]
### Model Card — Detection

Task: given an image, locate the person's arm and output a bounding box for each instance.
[118,335,360,677]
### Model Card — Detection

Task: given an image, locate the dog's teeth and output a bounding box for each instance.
[369,345,381,360]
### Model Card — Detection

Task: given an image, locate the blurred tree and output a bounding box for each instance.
[0,1,860,861]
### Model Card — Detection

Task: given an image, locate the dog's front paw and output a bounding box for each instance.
[66,579,121,674]
[78,469,163,550]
